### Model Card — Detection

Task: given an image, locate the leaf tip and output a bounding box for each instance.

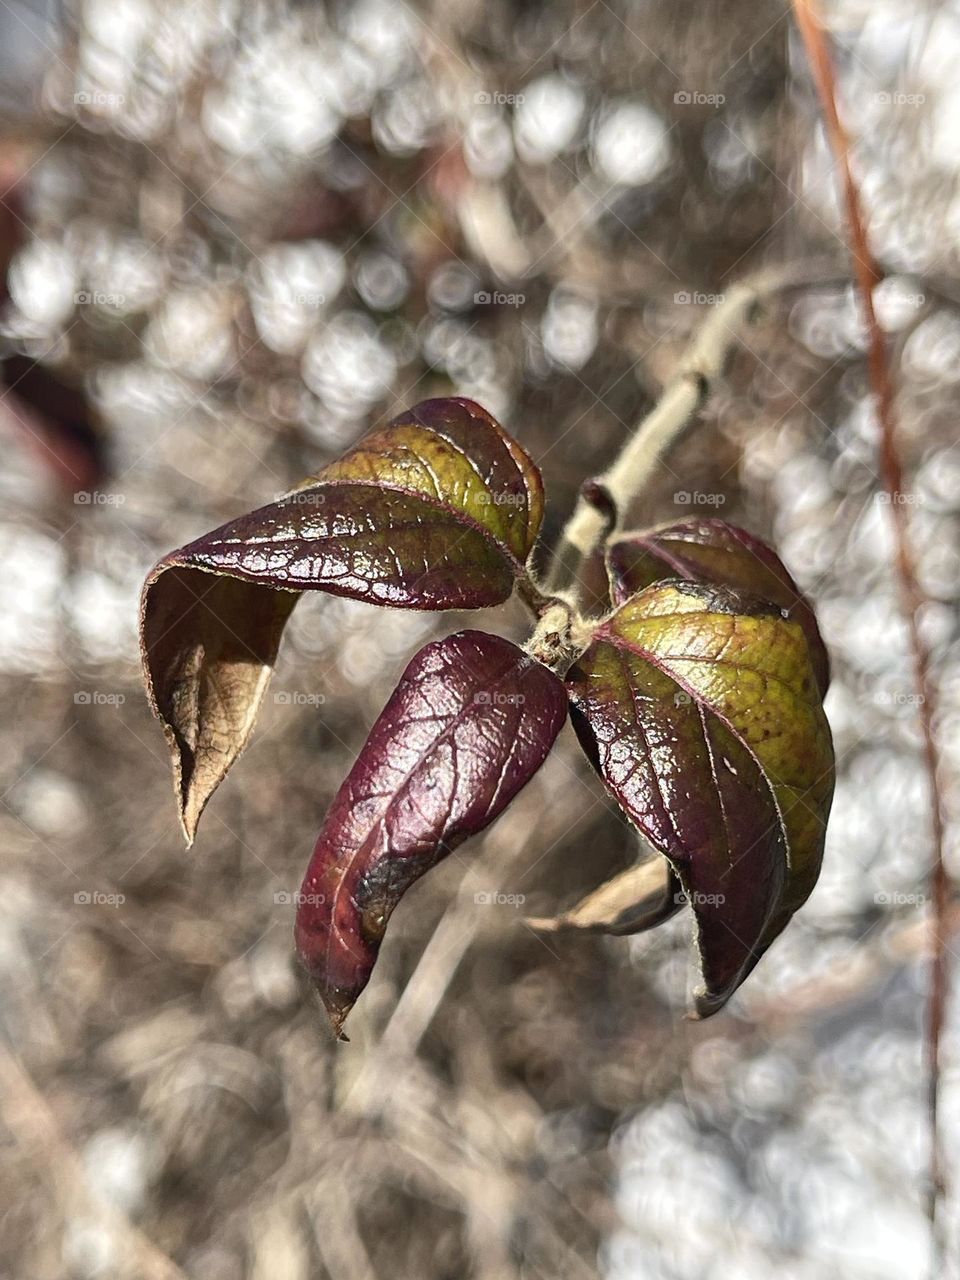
[178,800,201,848]
[690,989,728,1020]
[325,1003,354,1042]
[314,987,355,1041]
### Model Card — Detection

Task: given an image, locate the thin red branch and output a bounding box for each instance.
[791,1,950,1272]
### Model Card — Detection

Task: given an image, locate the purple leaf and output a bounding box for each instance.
[606,518,830,695]
[294,630,567,1037]
[566,579,834,1016]
[139,397,545,841]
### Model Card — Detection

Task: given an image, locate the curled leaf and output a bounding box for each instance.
[140,397,544,841]
[139,572,297,843]
[606,518,829,695]
[566,580,834,1016]
[528,850,681,936]
[294,630,567,1037]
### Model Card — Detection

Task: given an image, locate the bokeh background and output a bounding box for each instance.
[1,1,958,1277]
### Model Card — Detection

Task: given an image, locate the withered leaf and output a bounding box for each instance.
[528,850,681,937]
[294,630,567,1037]
[140,397,545,842]
[566,579,834,1016]
[606,518,830,695]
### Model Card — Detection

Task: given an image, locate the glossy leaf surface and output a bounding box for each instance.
[607,518,829,695]
[566,580,834,1015]
[140,397,544,841]
[294,630,567,1036]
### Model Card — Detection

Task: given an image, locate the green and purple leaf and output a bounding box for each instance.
[139,398,544,841]
[606,518,829,695]
[566,579,834,1016]
[294,630,567,1037]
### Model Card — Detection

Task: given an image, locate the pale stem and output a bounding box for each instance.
[521,260,849,668]
[545,261,849,596]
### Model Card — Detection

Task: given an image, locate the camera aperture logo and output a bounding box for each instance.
[674,290,725,306]
[477,491,527,507]
[474,91,525,107]
[878,490,923,506]
[274,691,327,706]
[74,90,125,108]
[75,890,125,907]
[874,91,925,107]
[874,891,926,906]
[674,889,725,907]
[674,90,725,107]
[74,289,127,308]
[874,690,925,707]
[674,489,725,507]
[474,290,525,308]
[74,690,125,706]
[74,490,125,506]
[285,490,327,506]
[473,691,525,706]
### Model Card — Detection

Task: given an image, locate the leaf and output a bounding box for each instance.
[139,572,298,843]
[566,579,834,1016]
[294,629,567,1037]
[528,850,682,936]
[606,518,830,695]
[140,397,544,842]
